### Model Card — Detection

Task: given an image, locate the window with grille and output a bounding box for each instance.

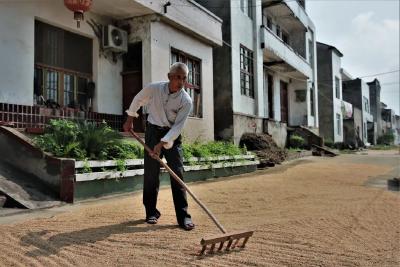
[34,20,92,109]
[335,76,340,99]
[240,45,254,98]
[171,49,202,118]
[336,113,341,135]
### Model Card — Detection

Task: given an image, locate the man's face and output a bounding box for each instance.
[168,69,187,93]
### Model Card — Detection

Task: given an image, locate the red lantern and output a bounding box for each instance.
[64,0,93,28]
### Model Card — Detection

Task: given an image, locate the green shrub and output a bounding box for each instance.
[182,141,245,160]
[76,120,122,159]
[289,134,305,149]
[377,132,395,145]
[34,120,85,159]
[34,119,145,160]
[34,120,245,162]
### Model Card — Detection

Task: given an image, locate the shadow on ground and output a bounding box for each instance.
[20,219,177,257]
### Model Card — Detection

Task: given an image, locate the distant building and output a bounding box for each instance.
[196,0,319,147]
[316,42,344,143]
[342,78,373,145]
[366,79,382,145]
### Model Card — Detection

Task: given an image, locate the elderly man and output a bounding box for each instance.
[123,62,195,231]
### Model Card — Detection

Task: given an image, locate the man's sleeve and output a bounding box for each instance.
[161,100,192,147]
[125,86,153,117]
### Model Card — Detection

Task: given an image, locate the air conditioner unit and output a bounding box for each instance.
[103,25,128,53]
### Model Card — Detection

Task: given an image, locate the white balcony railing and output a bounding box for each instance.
[261,26,312,78]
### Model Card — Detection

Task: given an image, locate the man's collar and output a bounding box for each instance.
[165,82,182,96]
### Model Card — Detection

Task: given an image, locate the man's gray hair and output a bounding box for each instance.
[169,62,189,75]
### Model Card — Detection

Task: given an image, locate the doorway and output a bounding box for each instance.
[267,74,274,119]
[122,42,145,132]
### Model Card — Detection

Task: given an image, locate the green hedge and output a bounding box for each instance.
[34,119,247,161]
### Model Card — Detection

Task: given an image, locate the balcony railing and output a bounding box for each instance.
[261,26,312,78]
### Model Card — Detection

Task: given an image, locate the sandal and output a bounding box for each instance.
[146,210,161,224]
[146,216,158,224]
[180,217,195,231]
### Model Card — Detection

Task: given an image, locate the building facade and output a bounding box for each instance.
[0,0,222,142]
[367,79,382,145]
[342,78,373,145]
[316,42,344,143]
[196,0,318,147]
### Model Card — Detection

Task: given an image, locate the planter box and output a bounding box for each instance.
[74,155,259,201]
[0,125,258,203]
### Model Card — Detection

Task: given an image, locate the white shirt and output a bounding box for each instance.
[126,81,192,147]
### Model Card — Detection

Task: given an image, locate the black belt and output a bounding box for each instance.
[147,122,170,130]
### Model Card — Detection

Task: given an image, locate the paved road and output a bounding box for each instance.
[0,150,399,266]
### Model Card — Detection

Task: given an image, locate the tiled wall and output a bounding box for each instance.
[0,103,123,130]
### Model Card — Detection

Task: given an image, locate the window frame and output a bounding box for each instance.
[335,76,340,99]
[240,45,254,98]
[336,113,341,135]
[171,48,202,118]
[34,20,92,109]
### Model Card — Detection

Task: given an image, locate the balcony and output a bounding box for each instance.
[91,0,222,46]
[261,26,312,79]
[262,0,308,32]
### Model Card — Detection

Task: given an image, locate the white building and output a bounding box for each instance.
[196,0,318,147]
[0,0,222,141]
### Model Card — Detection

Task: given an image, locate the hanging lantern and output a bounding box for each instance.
[64,0,93,28]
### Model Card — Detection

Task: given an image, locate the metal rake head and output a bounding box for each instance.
[199,230,254,255]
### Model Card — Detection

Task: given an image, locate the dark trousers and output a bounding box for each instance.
[143,123,190,225]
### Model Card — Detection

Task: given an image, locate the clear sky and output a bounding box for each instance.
[307,0,400,114]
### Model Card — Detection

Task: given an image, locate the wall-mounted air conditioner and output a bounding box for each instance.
[103,25,128,53]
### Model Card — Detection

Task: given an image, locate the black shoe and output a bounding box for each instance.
[179,217,195,231]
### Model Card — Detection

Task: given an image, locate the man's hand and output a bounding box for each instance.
[123,116,134,132]
[151,141,168,159]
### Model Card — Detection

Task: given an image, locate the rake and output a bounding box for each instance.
[129,130,254,255]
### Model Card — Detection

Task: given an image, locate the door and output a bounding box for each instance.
[280,81,288,123]
[122,42,145,132]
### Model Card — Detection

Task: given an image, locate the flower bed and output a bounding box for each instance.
[30,119,259,200]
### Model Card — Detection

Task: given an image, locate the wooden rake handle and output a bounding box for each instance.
[129,129,227,234]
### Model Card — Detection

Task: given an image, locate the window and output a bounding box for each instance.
[240,0,253,19]
[267,17,273,30]
[240,45,254,98]
[308,40,314,68]
[364,122,367,138]
[310,86,315,116]
[335,76,340,99]
[363,96,370,113]
[282,31,289,45]
[276,25,281,38]
[171,49,202,118]
[34,20,92,109]
[336,113,341,135]
[247,0,253,19]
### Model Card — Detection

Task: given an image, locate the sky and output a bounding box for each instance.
[307,0,400,114]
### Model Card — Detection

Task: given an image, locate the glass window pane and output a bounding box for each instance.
[45,70,58,102]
